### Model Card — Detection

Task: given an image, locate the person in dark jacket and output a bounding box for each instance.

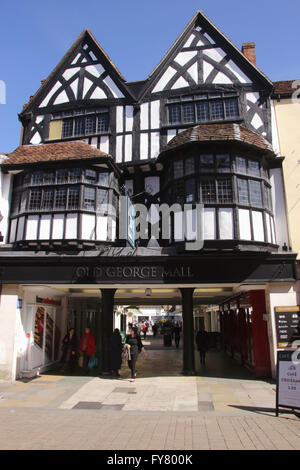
[61,328,78,373]
[125,327,147,382]
[110,329,123,378]
[196,328,209,365]
[173,323,181,349]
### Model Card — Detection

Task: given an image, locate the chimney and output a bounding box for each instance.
[242,42,256,66]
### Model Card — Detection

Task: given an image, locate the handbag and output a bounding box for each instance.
[88,356,98,369]
[78,354,84,368]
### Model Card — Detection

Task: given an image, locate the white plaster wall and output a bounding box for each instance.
[270,100,281,155]
[0,172,12,244]
[140,103,149,130]
[65,214,78,239]
[96,215,108,241]
[16,216,25,241]
[150,132,160,159]
[150,101,160,129]
[0,285,19,380]
[252,211,264,242]
[125,106,134,132]
[39,215,51,240]
[204,208,216,240]
[9,218,17,243]
[26,215,39,240]
[52,214,64,239]
[124,134,132,162]
[140,133,148,160]
[116,135,123,163]
[238,209,251,240]
[270,168,290,249]
[82,214,95,240]
[219,208,234,239]
[100,136,109,154]
[116,106,123,133]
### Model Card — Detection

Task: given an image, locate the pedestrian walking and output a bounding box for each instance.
[196,328,209,365]
[110,328,123,378]
[152,323,158,337]
[173,323,181,349]
[79,327,95,374]
[142,323,148,340]
[60,328,78,373]
[124,327,146,382]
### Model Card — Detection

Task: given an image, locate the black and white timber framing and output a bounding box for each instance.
[19,11,273,164]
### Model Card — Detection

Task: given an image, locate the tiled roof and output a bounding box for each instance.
[272,80,298,97]
[2,140,110,166]
[161,123,273,154]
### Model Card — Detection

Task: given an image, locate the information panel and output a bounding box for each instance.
[275,306,300,348]
[276,349,300,416]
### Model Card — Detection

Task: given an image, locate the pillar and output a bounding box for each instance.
[99,289,116,374]
[180,288,195,375]
[0,284,19,381]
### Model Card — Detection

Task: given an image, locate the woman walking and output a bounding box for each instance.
[79,327,95,374]
[110,328,123,378]
[125,327,146,382]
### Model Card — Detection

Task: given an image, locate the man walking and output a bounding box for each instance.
[196,327,209,365]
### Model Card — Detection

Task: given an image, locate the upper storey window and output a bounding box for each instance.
[167,92,239,126]
[51,107,109,139]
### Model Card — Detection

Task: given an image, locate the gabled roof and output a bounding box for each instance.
[138,10,273,99]
[20,29,132,115]
[272,80,299,98]
[3,141,111,166]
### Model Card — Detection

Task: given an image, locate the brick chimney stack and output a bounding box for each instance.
[242,42,256,66]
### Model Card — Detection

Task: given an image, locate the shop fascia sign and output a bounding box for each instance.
[74,264,194,282]
[36,296,61,306]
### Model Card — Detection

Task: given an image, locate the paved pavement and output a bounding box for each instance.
[0,335,299,450]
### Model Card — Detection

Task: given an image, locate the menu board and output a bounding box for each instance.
[45,313,54,359]
[34,306,45,348]
[275,307,300,348]
[276,349,300,416]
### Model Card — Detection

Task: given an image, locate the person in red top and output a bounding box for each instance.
[80,327,95,374]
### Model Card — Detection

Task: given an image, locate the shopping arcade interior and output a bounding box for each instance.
[20,281,271,381]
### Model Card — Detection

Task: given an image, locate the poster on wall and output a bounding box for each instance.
[45,313,54,359]
[275,306,300,348]
[276,349,300,416]
[34,306,45,349]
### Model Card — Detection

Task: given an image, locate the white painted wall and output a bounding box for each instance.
[0,285,19,380]
[270,168,290,249]
[0,172,12,244]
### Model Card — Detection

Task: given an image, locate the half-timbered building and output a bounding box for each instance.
[0,11,297,381]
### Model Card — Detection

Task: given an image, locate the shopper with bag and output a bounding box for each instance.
[79,327,95,374]
[125,327,146,382]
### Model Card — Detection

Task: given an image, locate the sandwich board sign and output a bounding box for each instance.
[276,349,300,417]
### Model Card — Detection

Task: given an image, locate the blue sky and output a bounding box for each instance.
[0,0,299,152]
